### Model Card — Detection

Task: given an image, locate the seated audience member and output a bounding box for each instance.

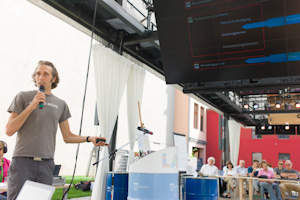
[199,157,218,176]
[258,160,282,200]
[267,163,274,173]
[219,161,230,195]
[258,163,262,170]
[235,160,248,176]
[0,141,10,200]
[248,160,260,195]
[274,160,285,178]
[279,160,300,200]
[223,161,230,172]
[235,160,249,192]
[261,159,274,172]
[223,161,237,198]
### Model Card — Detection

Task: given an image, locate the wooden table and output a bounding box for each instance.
[215,175,299,200]
[0,184,71,200]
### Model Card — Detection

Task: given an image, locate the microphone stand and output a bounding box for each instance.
[93,130,151,166]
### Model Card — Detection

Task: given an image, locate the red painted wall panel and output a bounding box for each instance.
[207,110,300,170]
[206,110,222,169]
[238,128,300,170]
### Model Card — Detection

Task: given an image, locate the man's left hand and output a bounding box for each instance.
[89,137,110,146]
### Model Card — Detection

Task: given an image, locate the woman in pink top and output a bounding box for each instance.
[0,141,10,199]
[258,161,282,200]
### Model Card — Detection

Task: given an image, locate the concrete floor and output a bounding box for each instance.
[70,196,261,200]
[70,197,91,200]
[70,194,262,200]
[219,195,261,199]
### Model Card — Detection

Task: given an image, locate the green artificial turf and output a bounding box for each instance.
[52,176,94,200]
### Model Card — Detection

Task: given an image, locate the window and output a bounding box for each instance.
[194,103,199,129]
[252,127,262,139]
[279,153,290,160]
[200,107,204,131]
[278,135,289,139]
[252,152,262,162]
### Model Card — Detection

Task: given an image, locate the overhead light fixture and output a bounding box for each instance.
[285,125,290,130]
[243,103,249,110]
[295,101,300,108]
[253,103,259,110]
[268,125,272,130]
[275,101,281,109]
[261,125,265,130]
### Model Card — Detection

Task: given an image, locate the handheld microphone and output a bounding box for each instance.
[39,85,45,109]
[137,126,153,135]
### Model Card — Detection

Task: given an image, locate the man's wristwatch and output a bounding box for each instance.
[86,136,91,143]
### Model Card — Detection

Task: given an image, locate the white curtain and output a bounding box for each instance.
[126,64,146,167]
[228,119,241,166]
[91,44,131,200]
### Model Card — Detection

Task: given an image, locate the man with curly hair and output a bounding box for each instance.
[6,61,107,200]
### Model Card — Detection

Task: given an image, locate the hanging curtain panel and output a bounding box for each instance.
[126,64,146,168]
[91,44,131,200]
[228,119,241,167]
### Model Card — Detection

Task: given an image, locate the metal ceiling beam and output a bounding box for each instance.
[96,0,146,35]
[183,76,300,93]
[214,92,257,125]
[96,0,160,49]
[242,110,300,114]
[123,45,164,74]
[215,92,242,113]
[123,31,158,46]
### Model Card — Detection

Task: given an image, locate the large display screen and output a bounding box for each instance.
[153,0,300,84]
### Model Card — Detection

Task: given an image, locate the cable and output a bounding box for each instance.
[62,1,98,199]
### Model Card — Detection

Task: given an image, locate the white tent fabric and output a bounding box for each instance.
[91,44,131,200]
[126,64,145,167]
[228,119,241,166]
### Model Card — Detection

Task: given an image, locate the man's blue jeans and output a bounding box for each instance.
[260,182,282,200]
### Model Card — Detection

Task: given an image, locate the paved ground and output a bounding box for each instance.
[70,196,261,200]
[219,194,261,199]
[69,194,262,200]
[218,191,262,199]
[70,197,91,200]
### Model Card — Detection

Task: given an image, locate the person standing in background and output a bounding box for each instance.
[0,141,10,200]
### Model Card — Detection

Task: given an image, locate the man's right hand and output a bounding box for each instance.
[31,91,46,109]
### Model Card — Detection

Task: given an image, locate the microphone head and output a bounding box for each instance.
[39,85,45,92]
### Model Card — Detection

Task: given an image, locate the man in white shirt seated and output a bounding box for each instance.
[199,157,218,176]
[235,160,249,193]
[235,160,248,176]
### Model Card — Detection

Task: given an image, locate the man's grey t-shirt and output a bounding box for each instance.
[8,90,71,159]
[281,169,300,179]
[274,167,286,175]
